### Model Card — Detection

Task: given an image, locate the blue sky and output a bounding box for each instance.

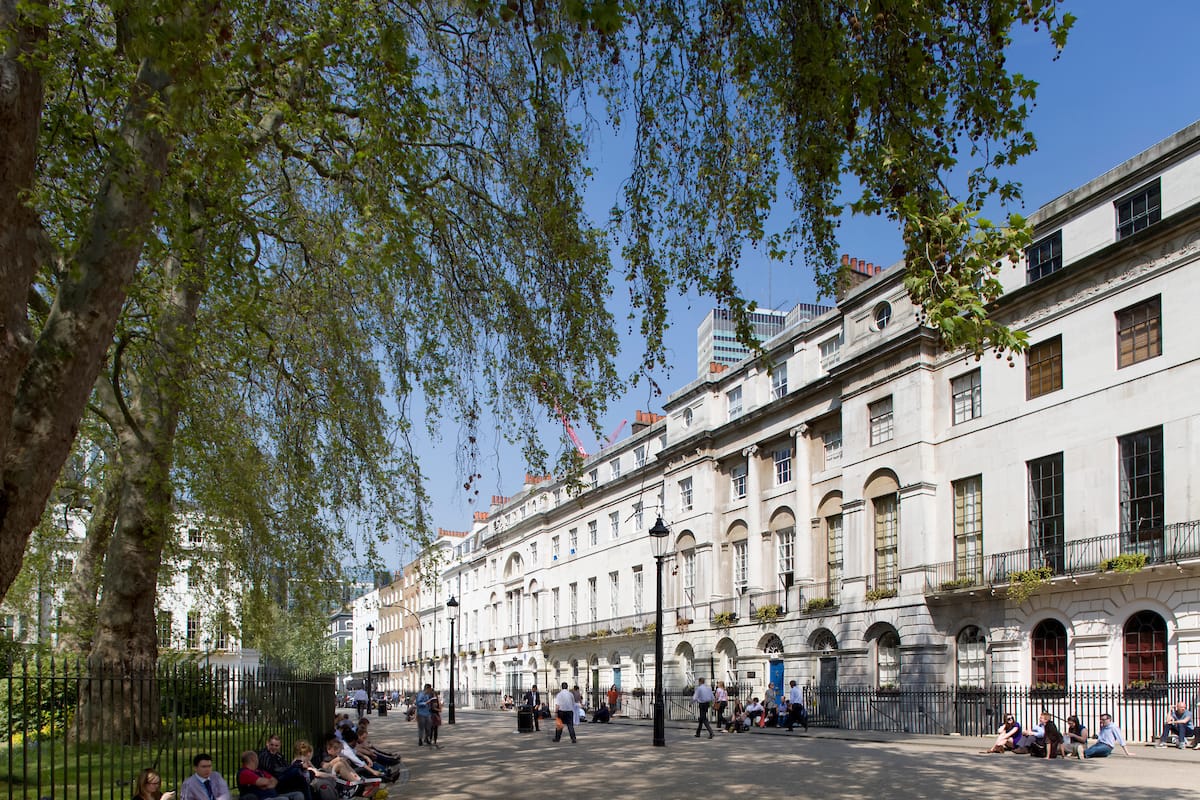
[385,1,1200,567]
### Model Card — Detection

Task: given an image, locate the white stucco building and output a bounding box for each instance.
[361,121,1200,719]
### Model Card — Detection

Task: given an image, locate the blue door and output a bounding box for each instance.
[769,660,785,706]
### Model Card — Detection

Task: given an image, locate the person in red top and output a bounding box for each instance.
[236,751,304,800]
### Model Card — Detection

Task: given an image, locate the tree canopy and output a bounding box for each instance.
[1,0,1073,628]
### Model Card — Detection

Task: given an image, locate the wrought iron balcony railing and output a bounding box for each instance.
[924,520,1200,594]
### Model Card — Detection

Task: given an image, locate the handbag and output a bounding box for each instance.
[555,717,564,731]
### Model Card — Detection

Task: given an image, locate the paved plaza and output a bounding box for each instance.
[364,710,1195,799]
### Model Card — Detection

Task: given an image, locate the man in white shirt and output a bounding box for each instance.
[692,677,715,739]
[553,682,578,743]
[786,680,807,732]
[744,698,765,727]
[179,754,232,800]
[352,687,369,718]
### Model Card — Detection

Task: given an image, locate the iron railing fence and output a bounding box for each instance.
[800,679,1200,741]
[748,590,789,618]
[571,680,1200,742]
[2,656,334,800]
[539,610,661,644]
[925,520,1200,594]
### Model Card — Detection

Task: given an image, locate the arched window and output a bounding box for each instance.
[1124,610,1167,684]
[956,626,986,688]
[1031,619,1067,686]
[877,631,900,688]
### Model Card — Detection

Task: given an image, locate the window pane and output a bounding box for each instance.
[1116,296,1161,368]
[1026,336,1063,398]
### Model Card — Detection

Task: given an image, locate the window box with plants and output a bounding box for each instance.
[1100,553,1148,573]
[939,576,977,591]
[865,586,898,602]
[876,683,901,696]
[1124,679,1167,699]
[803,597,834,613]
[1030,682,1067,698]
[631,687,646,698]
[1006,566,1052,603]
[712,611,738,628]
[753,604,784,624]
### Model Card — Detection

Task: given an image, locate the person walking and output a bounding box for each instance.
[714,682,729,731]
[415,683,435,747]
[524,684,543,732]
[553,682,578,743]
[693,677,715,739]
[785,680,808,732]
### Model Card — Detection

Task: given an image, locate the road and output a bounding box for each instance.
[361,710,1192,799]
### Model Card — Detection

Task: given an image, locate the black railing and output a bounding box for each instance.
[797,580,840,613]
[540,610,660,644]
[799,678,1200,742]
[867,565,899,595]
[748,590,789,617]
[926,520,1200,594]
[1,656,334,800]
[502,635,521,649]
[709,597,739,622]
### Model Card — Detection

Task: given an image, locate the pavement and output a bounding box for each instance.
[360,709,1199,799]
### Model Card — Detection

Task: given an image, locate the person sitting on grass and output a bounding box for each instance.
[291,740,339,800]
[322,739,382,799]
[237,751,305,800]
[337,730,389,782]
[258,734,313,800]
[354,719,401,770]
[179,754,232,800]
[134,767,176,800]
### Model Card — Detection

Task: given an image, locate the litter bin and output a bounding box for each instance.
[516,707,535,733]
[377,699,388,717]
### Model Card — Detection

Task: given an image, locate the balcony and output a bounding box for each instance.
[709,597,740,625]
[924,520,1200,597]
[866,567,899,600]
[502,635,522,649]
[540,611,659,644]
[748,590,788,622]
[797,580,840,614]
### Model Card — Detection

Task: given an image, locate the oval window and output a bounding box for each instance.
[873,302,892,330]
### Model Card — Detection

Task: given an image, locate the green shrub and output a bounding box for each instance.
[1006,566,1053,603]
[754,604,783,623]
[865,586,898,602]
[803,597,834,613]
[1100,553,1147,573]
[712,611,737,627]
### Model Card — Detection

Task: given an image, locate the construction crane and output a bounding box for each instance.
[557,411,627,458]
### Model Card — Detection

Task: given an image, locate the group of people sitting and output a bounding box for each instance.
[985,701,1199,759]
[984,709,1131,759]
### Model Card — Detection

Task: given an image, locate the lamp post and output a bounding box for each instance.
[649,516,671,747]
[446,596,459,724]
[365,622,375,704]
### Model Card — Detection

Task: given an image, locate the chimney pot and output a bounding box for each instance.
[841,254,850,266]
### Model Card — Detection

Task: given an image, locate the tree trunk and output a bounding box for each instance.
[56,460,121,654]
[0,49,176,605]
[77,243,203,742]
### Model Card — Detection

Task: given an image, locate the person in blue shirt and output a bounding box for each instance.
[415,683,435,747]
[1083,713,1134,758]
[1156,701,1195,749]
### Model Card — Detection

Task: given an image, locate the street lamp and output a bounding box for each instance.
[649,516,671,748]
[365,623,375,704]
[446,596,459,724]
